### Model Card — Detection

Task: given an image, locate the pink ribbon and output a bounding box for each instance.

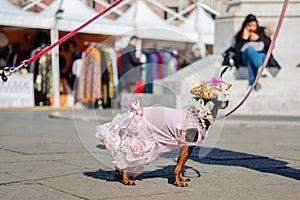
[120,97,144,128]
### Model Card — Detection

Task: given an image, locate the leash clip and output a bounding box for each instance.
[0,67,11,82]
[0,60,29,82]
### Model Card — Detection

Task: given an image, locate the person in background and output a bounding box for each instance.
[71,52,83,107]
[190,44,202,63]
[59,39,77,95]
[234,14,281,90]
[119,35,143,94]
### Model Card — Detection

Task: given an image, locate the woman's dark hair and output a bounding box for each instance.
[236,14,259,38]
[242,14,258,30]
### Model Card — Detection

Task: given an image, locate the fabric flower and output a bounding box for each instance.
[113,123,120,134]
[104,133,121,151]
[194,99,214,117]
[128,116,144,133]
[95,122,112,140]
[215,82,229,101]
[130,139,145,155]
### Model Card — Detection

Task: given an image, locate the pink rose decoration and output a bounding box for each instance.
[130,139,145,155]
[104,133,121,151]
[128,116,144,133]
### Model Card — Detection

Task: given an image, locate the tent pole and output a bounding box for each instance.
[133,0,138,36]
[50,25,60,107]
[195,1,206,57]
[50,0,64,108]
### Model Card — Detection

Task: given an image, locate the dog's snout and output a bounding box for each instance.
[219,100,229,109]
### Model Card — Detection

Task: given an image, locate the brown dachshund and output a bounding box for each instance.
[96,78,231,187]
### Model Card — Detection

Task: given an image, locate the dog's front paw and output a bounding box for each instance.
[180,176,190,182]
[174,180,188,187]
[174,177,189,187]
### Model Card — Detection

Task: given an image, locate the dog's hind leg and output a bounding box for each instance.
[114,168,123,181]
[121,170,136,186]
[174,145,195,187]
[115,168,135,185]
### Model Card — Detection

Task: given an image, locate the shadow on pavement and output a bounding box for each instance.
[192,146,300,181]
[83,165,200,186]
[84,146,300,184]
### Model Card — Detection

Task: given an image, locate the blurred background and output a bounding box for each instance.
[0,0,299,116]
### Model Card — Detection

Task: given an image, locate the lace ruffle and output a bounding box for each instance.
[189,108,208,138]
[96,111,156,173]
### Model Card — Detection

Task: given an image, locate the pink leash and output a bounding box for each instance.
[214,0,289,120]
[1,0,124,82]
[0,0,289,120]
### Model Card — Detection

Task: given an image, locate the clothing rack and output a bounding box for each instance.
[76,43,119,108]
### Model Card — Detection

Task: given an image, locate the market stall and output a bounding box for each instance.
[0,0,131,108]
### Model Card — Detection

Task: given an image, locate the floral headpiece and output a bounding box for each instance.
[190,78,232,118]
[190,78,232,101]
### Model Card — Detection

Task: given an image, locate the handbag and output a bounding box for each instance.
[222,47,239,69]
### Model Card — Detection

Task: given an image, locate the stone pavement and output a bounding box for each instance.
[0,109,299,200]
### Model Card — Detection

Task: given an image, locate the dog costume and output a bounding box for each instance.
[96,78,231,175]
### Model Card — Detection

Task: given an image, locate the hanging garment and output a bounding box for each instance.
[116,50,122,76]
[77,46,102,103]
[99,49,109,107]
[161,51,170,78]
[156,52,163,79]
[171,55,178,73]
[29,47,41,73]
[34,50,52,105]
[142,51,179,93]
[149,52,158,81]
[102,48,115,100]
[143,53,152,94]
[108,47,119,98]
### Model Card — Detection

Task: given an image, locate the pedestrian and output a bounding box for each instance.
[72,51,83,107]
[233,14,281,90]
[119,36,143,94]
[59,39,77,95]
[190,44,202,63]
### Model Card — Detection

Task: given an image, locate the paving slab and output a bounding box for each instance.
[1,181,80,200]
[0,110,299,200]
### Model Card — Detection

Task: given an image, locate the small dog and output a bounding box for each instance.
[96,78,231,186]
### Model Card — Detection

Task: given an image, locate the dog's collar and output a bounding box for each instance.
[190,109,214,130]
[179,108,207,146]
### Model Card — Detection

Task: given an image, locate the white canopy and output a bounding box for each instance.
[0,0,211,41]
[39,0,132,36]
[116,0,194,43]
[178,6,215,45]
[0,0,50,29]
[0,0,131,36]
[1,0,132,107]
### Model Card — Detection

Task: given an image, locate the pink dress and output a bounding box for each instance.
[96,97,206,174]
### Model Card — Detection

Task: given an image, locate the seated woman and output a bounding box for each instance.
[233,14,281,90]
